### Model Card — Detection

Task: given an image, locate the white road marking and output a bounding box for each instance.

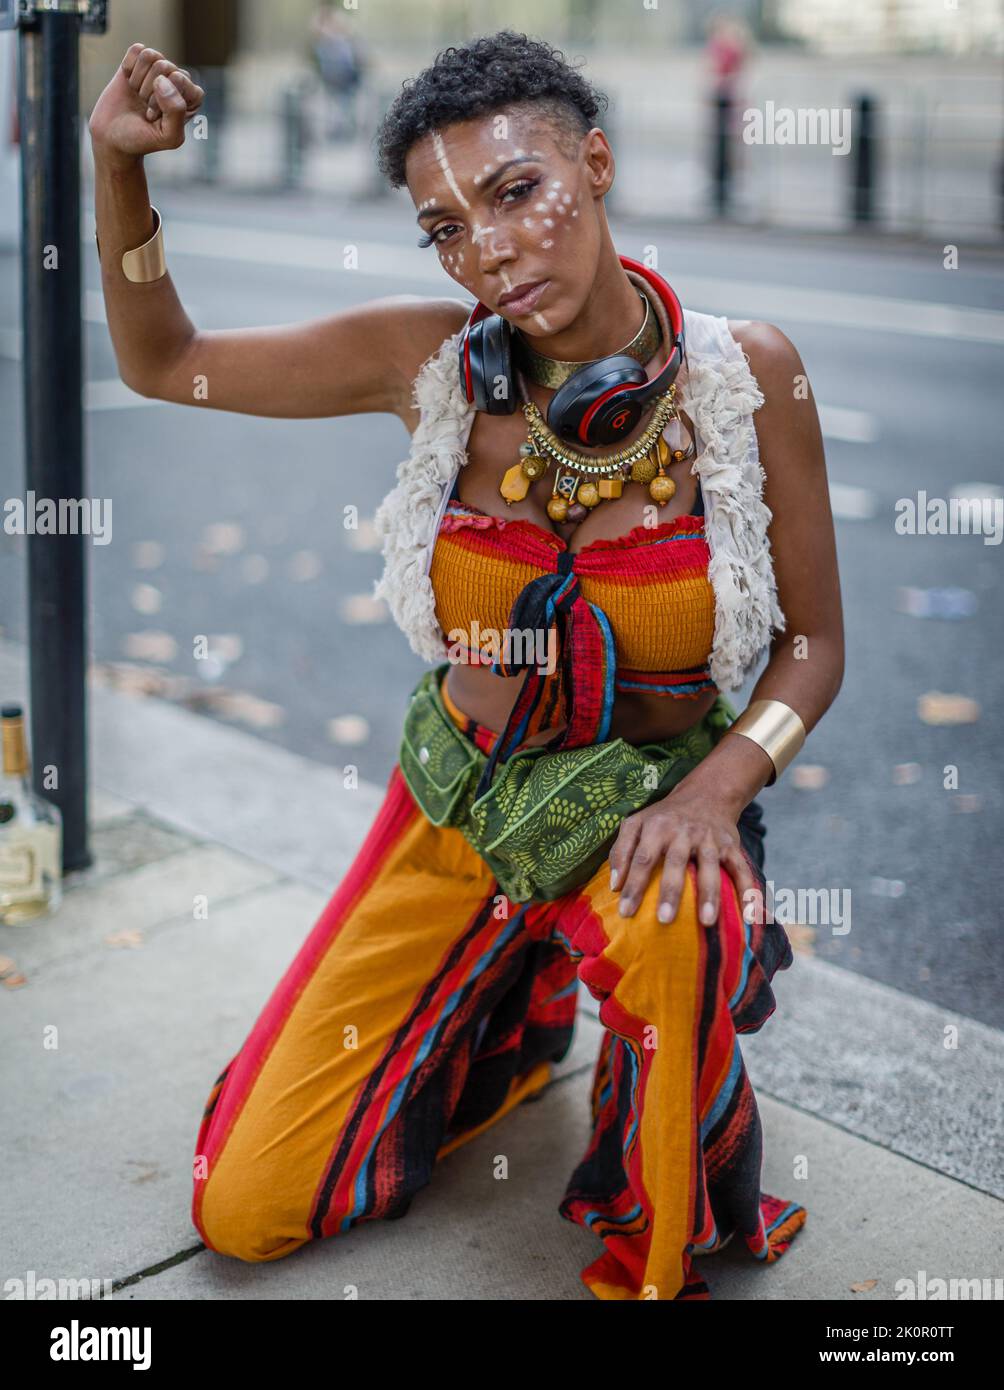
[816,403,878,443]
[76,211,1004,346]
[84,378,160,411]
[83,288,200,325]
[829,482,879,519]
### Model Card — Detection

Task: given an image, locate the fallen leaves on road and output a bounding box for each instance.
[327,714,370,746]
[917,692,980,725]
[104,929,144,949]
[0,953,28,988]
[791,764,828,790]
[783,922,816,956]
[339,594,388,624]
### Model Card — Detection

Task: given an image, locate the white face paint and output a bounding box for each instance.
[431,131,470,210]
[422,130,563,331]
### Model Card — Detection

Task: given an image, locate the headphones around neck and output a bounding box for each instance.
[457,255,686,448]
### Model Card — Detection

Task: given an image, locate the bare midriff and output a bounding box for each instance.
[444,665,719,745]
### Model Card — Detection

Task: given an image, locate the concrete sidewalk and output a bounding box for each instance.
[1,633,1001,1300]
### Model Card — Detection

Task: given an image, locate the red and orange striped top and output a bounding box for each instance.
[429,478,718,760]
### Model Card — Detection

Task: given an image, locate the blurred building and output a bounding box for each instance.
[78,0,1004,103]
[65,0,1003,242]
[775,0,1004,54]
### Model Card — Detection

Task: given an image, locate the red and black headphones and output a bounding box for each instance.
[457,255,686,448]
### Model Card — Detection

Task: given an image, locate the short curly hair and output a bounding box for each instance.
[375,30,609,189]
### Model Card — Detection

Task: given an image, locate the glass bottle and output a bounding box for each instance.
[0,703,63,923]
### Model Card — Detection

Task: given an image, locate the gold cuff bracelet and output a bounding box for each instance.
[726,698,806,786]
[95,205,166,283]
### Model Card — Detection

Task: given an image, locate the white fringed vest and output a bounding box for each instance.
[373,306,785,693]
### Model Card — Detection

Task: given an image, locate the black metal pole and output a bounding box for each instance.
[18,7,91,872]
[712,92,731,218]
[852,93,876,225]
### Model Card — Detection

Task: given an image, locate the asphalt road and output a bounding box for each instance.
[1,186,1002,1027]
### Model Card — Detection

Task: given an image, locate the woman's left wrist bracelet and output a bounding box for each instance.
[94,205,166,283]
[725,698,806,786]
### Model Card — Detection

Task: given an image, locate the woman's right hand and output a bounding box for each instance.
[89,43,204,168]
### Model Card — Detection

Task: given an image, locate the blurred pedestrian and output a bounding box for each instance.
[309,5,366,141]
[176,0,238,184]
[705,13,750,217]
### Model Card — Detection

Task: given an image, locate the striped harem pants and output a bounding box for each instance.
[190,680,806,1300]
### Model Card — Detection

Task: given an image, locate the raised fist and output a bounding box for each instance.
[89,43,204,166]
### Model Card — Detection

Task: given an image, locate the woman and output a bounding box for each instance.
[89,31,843,1301]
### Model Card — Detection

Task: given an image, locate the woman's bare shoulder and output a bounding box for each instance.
[393,296,473,435]
[727,319,803,386]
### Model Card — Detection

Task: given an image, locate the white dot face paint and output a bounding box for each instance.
[418,134,573,309]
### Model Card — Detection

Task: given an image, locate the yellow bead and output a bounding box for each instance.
[649,475,677,507]
[546,495,569,522]
[500,462,531,504]
[630,455,657,484]
[597,477,624,499]
[578,481,600,509]
[655,436,671,468]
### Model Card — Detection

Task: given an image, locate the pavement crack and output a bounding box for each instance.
[107,1243,206,1296]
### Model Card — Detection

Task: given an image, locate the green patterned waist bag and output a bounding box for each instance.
[399,664,738,905]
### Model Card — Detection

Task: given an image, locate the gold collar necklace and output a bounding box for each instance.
[513,289,662,389]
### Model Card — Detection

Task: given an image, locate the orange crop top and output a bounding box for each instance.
[429,475,718,760]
